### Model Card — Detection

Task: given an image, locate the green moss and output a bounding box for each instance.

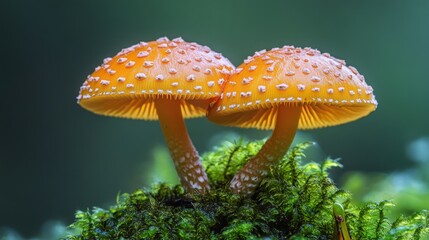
[66,140,429,239]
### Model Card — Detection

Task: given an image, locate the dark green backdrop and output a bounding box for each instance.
[1,0,428,237]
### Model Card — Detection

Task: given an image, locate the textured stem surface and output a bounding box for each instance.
[155,98,210,194]
[230,105,302,195]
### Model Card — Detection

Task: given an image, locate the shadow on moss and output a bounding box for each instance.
[66,141,429,239]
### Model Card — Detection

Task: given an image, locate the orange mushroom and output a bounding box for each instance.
[208,46,377,195]
[77,37,234,194]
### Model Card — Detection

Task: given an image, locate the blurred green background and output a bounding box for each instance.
[1,0,428,238]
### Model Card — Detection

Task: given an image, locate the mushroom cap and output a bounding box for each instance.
[208,46,377,130]
[77,37,234,120]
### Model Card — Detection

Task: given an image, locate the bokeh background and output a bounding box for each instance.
[1,0,428,238]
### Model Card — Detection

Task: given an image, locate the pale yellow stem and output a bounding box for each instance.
[155,98,210,194]
[230,105,302,195]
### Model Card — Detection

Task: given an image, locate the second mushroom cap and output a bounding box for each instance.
[208,46,377,130]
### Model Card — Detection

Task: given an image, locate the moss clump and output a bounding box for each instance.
[66,140,429,239]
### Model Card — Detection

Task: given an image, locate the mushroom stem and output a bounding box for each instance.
[230,105,302,195]
[154,98,210,194]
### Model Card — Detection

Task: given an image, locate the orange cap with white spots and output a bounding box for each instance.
[77,37,234,120]
[208,46,377,130]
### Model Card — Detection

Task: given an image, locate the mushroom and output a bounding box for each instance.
[208,46,377,195]
[77,37,234,194]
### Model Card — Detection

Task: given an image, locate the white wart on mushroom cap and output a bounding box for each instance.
[208,46,378,130]
[77,37,235,120]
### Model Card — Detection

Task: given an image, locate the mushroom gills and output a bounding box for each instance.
[210,102,375,130]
